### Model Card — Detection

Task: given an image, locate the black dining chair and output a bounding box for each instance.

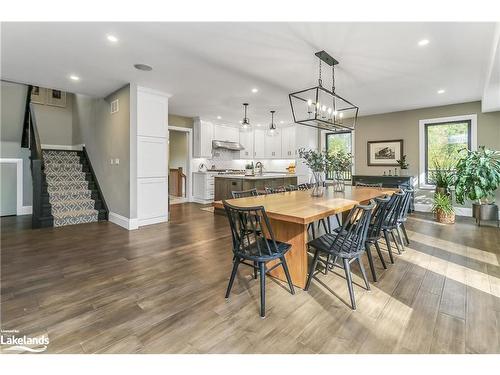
[364,195,392,281]
[223,201,295,318]
[232,188,259,199]
[305,200,375,310]
[355,182,383,188]
[397,188,414,246]
[287,185,298,191]
[381,190,406,262]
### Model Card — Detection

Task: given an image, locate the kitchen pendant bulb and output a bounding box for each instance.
[240,103,252,132]
[267,110,279,137]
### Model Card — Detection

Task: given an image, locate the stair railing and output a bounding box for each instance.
[21,85,45,228]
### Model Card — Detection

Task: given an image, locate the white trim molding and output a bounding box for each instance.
[109,212,139,230]
[168,125,193,202]
[138,216,168,227]
[41,144,85,151]
[0,158,26,216]
[418,114,477,190]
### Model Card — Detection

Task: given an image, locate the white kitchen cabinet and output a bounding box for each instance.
[193,172,218,202]
[281,126,296,158]
[254,129,266,158]
[193,117,214,158]
[214,125,239,143]
[239,130,254,159]
[264,132,282,159]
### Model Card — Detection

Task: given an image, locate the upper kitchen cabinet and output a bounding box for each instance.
[281,126,296,158]
[254,129,266,158]
[193,117,214,158]
[239,130,254,159]
[264,132,282,159]
[214,125,239,143]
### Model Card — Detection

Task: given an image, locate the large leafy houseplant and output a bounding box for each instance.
[454,146,500,204]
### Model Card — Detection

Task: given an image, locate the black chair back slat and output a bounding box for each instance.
[223,201,278,258]
[355,182,383,188]
[384,191,405,228]
[232,188,258,199]
[366,195,392,240]
[265,186,287,194]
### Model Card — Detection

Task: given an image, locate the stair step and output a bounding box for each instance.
[44,164,83,173]
[50,199,95,213]
[47,181,89,193]
[46,173,87,183]
[49,190,92,202]
[53,209,99,227]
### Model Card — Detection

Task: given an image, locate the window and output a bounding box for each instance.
[325,131,353,180]
[419,114,477,189]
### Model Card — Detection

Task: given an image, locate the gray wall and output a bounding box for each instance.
[73,84,132,218]
[169,130,188,172]
[0,81,32,207]
[169,114,193,129]
[352,101,500,206]
[33,94,74,146]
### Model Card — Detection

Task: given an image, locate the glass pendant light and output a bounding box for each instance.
[240,103,252,132]
[267,110,279,137]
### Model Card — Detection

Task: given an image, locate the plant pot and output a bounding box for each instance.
[245,168,254,176]
[401,169,409,176]
[472,203,498,224]
[436,209,455,224]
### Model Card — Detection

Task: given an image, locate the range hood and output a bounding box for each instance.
[212,140,244,151]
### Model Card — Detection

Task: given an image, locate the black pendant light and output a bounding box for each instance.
[289,50,359,132]
[240,103,252,132]
[267,110,279,137]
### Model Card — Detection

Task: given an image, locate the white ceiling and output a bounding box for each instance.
[1,22,498,126]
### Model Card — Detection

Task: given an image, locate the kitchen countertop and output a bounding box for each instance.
[214,173,297,180]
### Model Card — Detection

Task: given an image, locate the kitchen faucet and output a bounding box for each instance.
[255,161,264,175]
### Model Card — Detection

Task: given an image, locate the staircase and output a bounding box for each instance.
[43,149,108,227]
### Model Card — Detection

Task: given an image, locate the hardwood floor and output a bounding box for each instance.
[1,204,499,353]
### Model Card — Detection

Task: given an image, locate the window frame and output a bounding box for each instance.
[324,130,354,181]
[418,114,477,189]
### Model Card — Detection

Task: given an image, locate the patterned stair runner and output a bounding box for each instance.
[43,150,99,227]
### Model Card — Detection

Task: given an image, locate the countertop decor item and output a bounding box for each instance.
[245,163,254,176]
[432,192,455,224]
[289,50,358,132]
[397,154,409,176]
[454,146,500,226]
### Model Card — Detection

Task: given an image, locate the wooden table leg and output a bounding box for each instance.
[266,218,308,289]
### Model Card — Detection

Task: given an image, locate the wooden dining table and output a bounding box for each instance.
[213,185,397,289]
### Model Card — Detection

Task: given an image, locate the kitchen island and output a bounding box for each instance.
[214,173,298,201]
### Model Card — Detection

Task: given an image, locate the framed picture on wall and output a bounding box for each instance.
[46,89,67,107]
[367,139,403,166]
[30,86,46,104]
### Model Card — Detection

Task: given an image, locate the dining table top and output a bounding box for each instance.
[213,185,398,225]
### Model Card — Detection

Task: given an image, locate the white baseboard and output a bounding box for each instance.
[41,144,85,151]
[414,203,499,218]
[192,198,213,204]
[109,212,138,230]
[138,216,168,227]
[19,205,32,215]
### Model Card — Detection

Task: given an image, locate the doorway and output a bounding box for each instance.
[168,127,192,208]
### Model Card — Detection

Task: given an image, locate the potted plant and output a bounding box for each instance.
[326,149,353,192]
[432,192,455,224]
[454,146,500,225]
[396,155,409,176]
[431,157,456,196]
[298,148,326,196]
[245,162,254,176]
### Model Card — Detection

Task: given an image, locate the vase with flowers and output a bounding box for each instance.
[298,148,326,196]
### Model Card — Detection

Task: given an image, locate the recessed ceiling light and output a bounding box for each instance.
[251,88,258,93]
[437,89,445,94]
[217,116,222,120]
[134,64,153,71]
[69,75,80,81]
[418,39,430,46]
[107,34,119,43]
[280,120,284,124]
[257,123,262,127]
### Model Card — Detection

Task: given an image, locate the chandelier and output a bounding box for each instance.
[289,50,359,132]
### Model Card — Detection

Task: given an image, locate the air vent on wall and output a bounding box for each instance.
[110,99,119,114]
